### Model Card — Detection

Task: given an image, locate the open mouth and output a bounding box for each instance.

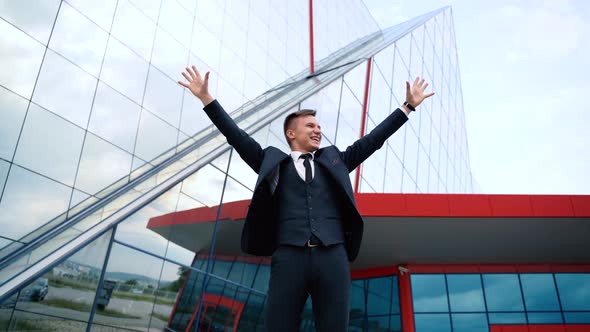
[311,136,320,144]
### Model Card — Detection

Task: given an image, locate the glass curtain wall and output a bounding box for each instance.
[411,273,590,332]
[360,9,473,194]
[1,2,471,332]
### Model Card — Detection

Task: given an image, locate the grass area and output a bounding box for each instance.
[151,312,170,322]
[111,291,175,306]
[43,299,140,319]
[48,278,95,292]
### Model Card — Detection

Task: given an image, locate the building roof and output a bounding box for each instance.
[147,194,590,270]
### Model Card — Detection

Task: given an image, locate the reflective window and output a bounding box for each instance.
[32,49,97,128]
[556,273,590,311]
[143,65,183,126]
[49,2,109,77]
[527,312,563,324]
[487,312,526,324]
[520,273,560,311]
[0,164,71,240]
[75,133,133,195]
[414,313,451,332]
[100,37,149,104]
[0,0,60,44]
[0,86,28,160]
[0,159,9,197]
[66,0,117,31]
[411,275,448,312]
[110,0,156,61]
[88,82,141,153]
[447,274,485,312]
[134,109,179,162]
[128,0,162,23]
[483,274,524,312]
[451,313,488,332]
[159,0,193,48]
[151,27,189,80]
[14,103,85,186]
[0,18,46,99]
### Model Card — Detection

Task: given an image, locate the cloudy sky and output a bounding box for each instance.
[364,0,590,194]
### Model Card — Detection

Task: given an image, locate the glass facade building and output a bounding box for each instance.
[1,1,589,332]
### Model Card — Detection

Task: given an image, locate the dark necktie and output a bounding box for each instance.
[300,153,312,183]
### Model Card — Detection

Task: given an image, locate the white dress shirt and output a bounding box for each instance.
[290,151,316,181]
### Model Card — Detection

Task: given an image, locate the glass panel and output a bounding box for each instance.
[368,61,392,124]
[143,65,183,127]
[527,312,563,323]
[88,82,141,153]
[483,274,524,312]
[115,152,230,262]
[0,86,28,161]
[100,37,149,104]
[158,0,193,47]
[0,159,8,193]
[49,2,109,77]
[411,275,448,313]
[447,274,485,312]
[564,312,590,323]
[66,0,117,31]
[487,312,526,324]
[134,109,179,162]
[14,103,85,187]
[151,27,189,81]
[0,0,60,44]
[555,273,590,311]
[350,280,365,319]
[14,230,111,323]
[110,0,156,61]
[367,277,391,316]
[0,164,71,240]
[414,313,451,332]
[374,44,395,91]
[0,18,46,99]
[92,242,166,331]
[520,273,560,311]
[75,133,133,195]
[32,49,97,128]
[451,313,488,332]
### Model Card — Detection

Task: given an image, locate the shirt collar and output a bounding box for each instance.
[290,150,315,162]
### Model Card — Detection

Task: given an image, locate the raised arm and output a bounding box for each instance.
[179,66,264,173]
[340,77,435,171]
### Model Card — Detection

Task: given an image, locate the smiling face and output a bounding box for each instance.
[284,111,322,153]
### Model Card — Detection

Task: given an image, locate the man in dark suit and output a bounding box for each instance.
[179,65,434,331]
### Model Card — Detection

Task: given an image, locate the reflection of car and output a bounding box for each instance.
[96,279,117,310]
[21,278,49,302]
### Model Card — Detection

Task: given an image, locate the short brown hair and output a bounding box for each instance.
[283,109,317,147]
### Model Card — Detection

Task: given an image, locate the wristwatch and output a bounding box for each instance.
[403,101,416,112]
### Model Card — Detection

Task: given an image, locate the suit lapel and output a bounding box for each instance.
[314,148,355,204]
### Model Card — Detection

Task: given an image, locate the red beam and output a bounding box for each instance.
[354,58,372,193]
[398,271,415,332]
[308,0,315,74]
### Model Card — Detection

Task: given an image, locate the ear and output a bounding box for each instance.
[286,130,295,140]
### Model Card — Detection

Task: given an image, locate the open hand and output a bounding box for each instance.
[405,77,435,108]
[178,66,213,105]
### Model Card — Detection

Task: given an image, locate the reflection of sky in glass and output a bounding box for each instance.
[0,18,45,99]
[0,165,71,240]
[447,274,486,312]
[556,273,590,311]
[0,86,28,161]
[520,273,560,311]
[414,313,451,332]
[411,275,448,312]
[483,274,524,311]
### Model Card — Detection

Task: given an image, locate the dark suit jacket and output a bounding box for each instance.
[203,100,408,261]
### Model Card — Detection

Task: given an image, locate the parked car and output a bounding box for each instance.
[21,278,49,302]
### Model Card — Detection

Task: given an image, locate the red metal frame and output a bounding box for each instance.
[308,0,315,74]
[185,293,245,332]
[354,57,373,193]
